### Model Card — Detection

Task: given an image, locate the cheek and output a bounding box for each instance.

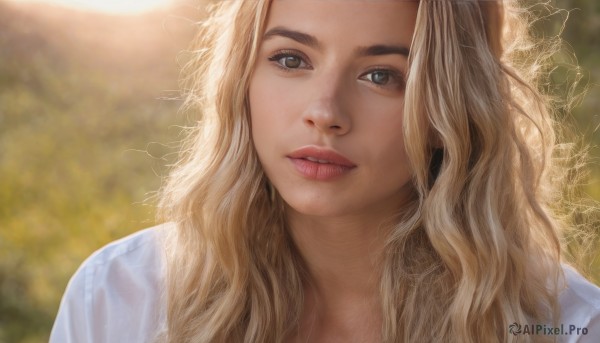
[382,114,407,158]
[379,126,408,173]
[249,74,275,150]
[248,71,295,168]
[249,70,304,150]
[356,99,406,157]
[360,109,409,180]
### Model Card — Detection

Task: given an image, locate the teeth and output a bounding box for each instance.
[306,157,330,164]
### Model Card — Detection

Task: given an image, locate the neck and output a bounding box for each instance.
[286,208,396,341]
[287,204,402,300]
[289,213,388,296]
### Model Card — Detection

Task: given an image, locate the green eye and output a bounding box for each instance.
[360,68,404,90]
[370,71,390,85]
[281,56,301,69]
[268,51,310,70]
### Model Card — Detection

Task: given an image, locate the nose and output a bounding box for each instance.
[301,76,352,136]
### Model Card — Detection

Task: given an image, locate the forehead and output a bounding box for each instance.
[266,0,419,44]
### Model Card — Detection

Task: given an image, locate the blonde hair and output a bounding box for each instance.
[158,0,579,341]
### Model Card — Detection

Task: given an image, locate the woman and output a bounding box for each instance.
[51,0,600,342]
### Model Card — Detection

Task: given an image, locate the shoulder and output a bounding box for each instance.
[81,224,166,273]
[557,264,600,342]
[50,223,173,343]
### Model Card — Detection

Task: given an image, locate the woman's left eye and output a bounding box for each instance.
[360,69,404,88]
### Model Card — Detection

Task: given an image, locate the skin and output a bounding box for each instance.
[249,0,418,341]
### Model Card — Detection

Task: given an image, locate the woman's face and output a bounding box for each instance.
[249,0,418,218]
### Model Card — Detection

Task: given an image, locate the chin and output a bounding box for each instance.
[280,191,358,218]
[286,204,342,218]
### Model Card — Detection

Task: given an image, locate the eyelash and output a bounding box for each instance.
[266,50,405,90]
[360,68,405,90]
[267,49,312,72]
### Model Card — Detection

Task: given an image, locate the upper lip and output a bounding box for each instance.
[287,146,357,167]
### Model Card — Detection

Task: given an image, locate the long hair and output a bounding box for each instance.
[158,0,574,341]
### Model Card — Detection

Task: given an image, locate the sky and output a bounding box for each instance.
[8,0,176,14]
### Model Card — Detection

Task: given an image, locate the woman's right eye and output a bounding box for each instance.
[267,51,311,71]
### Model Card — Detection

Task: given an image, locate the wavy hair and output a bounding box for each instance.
[158,0,578,341]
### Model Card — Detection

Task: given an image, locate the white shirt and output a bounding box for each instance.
[50,224,600,342]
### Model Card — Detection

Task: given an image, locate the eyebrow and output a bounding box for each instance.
[264,27,322,49]
[263,26,410,57]
[355,44,409,57]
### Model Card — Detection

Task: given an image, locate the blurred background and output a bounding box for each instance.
[0,0,598,342]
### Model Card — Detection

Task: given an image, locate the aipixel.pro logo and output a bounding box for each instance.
[509,322,588,336]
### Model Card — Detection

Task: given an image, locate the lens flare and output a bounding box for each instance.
[9,0,174,14]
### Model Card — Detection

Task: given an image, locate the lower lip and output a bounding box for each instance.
[288,158,355,180]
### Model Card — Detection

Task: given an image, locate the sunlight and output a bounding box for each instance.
[9,0,175,14]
